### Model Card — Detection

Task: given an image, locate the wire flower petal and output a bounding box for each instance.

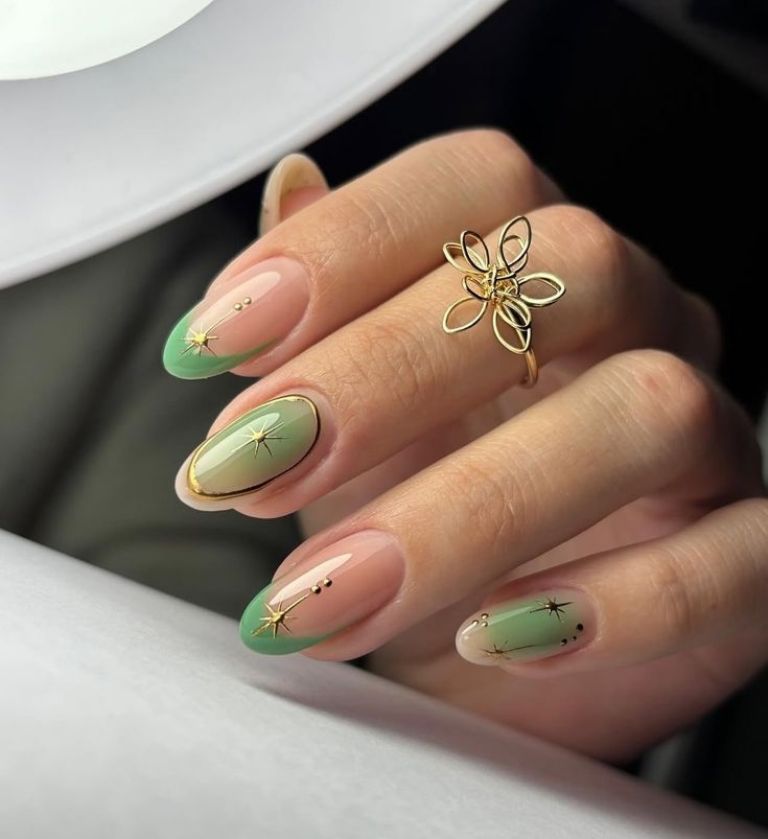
[461,230,491,273]
[443,296,489,334]
[498,296,532,329]
[493,306,531,353]
[497,215,531,276]
[517,272,566,307]
[443,241,473,274]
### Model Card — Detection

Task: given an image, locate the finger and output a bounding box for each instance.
[234,349,763,659]
[259,153,329,236]
[455,497,768,678]
[176,205,718,516]
[162,130,561,379]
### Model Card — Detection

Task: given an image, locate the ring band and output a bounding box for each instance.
[441,215,565,388]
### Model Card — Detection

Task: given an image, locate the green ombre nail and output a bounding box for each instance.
[456,592,592,665]
[185,395,320,500]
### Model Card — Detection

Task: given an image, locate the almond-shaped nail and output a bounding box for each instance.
[185,395,319,500]
[259,152,328,235]
[162,257,309,380]
[240,531,404,655]
[456,592,593,666]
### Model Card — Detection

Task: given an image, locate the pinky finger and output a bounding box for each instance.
[456,498,768,676]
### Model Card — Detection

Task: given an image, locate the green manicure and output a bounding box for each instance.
[163,309,273,380]
[458,593,589,664]
[239,582,329,655]
[186,395,320,500]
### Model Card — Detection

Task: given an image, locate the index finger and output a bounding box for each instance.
[162,130,561,380]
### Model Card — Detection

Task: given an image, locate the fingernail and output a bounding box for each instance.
[184,394,319,500]
[259,152,328,235]
[162,257,309,380]
[240,531,404,655]
[456,592,593,666]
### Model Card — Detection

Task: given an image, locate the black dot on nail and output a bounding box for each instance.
[577,623,584,631]
[572,636,577,640]
[561,639,568,645]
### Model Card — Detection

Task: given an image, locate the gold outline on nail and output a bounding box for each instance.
[186,394,321,501]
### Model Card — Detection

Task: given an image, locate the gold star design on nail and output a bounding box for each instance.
[231,417,287,458]
[481,642,539,660]
[530,597,573,621]
[482,643,512,660]
[179,296,253,357]
[250,577,333,639]
[251,600,294,638]
[181,327,220,356]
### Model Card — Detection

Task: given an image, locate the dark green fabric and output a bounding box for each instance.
[0,201,300,617]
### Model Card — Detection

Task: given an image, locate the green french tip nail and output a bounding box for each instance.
[456,593,591,665]
[185,395,320,500]
[240,582,329,655]
[162,309,273,380]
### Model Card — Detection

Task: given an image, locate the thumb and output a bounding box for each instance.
[259,152,329,236]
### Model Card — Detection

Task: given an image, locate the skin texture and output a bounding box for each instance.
[170,132,767,763]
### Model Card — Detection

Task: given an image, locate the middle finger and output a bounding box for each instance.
[176,205,714,516]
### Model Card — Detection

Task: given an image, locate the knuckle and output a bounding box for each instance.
[562,205,631,280]
[736,497,768,544]
[441,439,549,556]
[321,314,438,435]
[557,206,631,277]
[440,446,533,555]
[685,290,723,369]
[605,349,721,453]
[546,206,634,337]
[463,128,540,194]
[646,548,700,640]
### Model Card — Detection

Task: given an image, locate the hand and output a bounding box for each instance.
[163,132,766,763]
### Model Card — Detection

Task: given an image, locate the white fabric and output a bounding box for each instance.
[0,0,504,288]
[0,530,761,838]
[0,0,215,80]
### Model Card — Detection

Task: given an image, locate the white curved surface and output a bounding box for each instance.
[0,0,215,80]
[0,529,762,838]
[0,0,505,288]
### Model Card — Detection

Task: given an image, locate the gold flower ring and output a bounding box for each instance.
[442,215,566,388]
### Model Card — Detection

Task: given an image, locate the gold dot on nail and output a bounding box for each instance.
[323,577,332,588]
[233,303,243,311]
[243,297,252,305]
[311,584,321,594]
